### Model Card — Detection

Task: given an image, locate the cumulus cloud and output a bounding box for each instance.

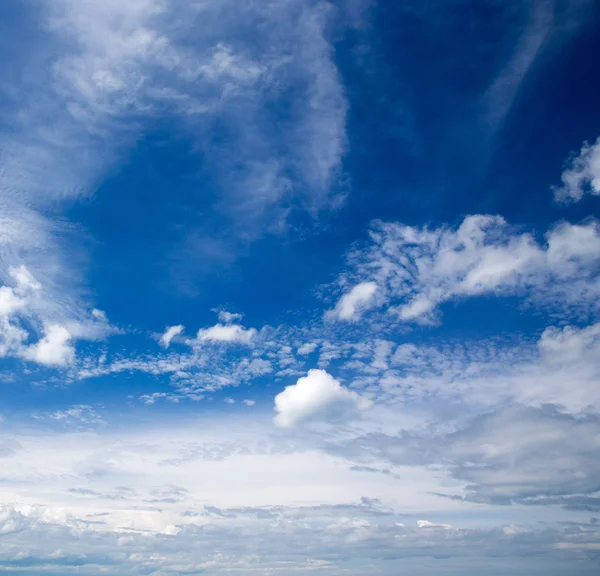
[274,369,369,427]
[553,136,600,203]
[23,324,75,367]
[159,324,184,348]
[326,282,377,321]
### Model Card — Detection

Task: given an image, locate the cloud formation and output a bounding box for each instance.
[193,322,257,345]
[553,136,600,203]
[336,216,600,323]
[326,281,378,321]
[0,266,112,366]
[274,369,369,427]
[159,324,184,348]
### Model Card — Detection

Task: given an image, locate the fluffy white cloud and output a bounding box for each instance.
[326,281,377,321]
[538,322,600,364]
[194,323,257,345]
[274,369,369,428]
[23,324,75,367]
[546,220,600,272]
[159,324,184,348]
[553,136,600,203]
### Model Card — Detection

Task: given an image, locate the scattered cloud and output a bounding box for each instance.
[326,282,378,321]
[297,341,319,355]
[37,405,105,427]
[159,324,184,348]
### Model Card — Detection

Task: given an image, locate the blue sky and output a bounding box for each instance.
[1,0,600,574]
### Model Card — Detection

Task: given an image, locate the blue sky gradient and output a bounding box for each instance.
[0,0,600,574]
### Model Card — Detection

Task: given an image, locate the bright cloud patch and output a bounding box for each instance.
[274,369,369,428]
[553,136,600,203]
[0,266,109,366]
[336,216,600,323]
[194,323,257,345]
[159,324,184,348]
[326,281,377,321]
[23,324,74,367]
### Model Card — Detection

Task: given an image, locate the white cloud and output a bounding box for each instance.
[38,405,105,427]
[217,311,243,323]
[0,0,349,356]
[546,220,600,272]
[0,413,596,574]
[326,282,377,321]
[337,216,600,324]
[242,358,273,376]
[417,520,454,530]
[159,325,184,348]
[538,322,600,364]
[243,399,256,406]
[40,0,348,225]
[0,266,115,367]
[274,369,369,428]
[371,319,600,414]
[297,341,319,355]
[553,137,600,203]
[194,323,257,345]
[23,324,75,367]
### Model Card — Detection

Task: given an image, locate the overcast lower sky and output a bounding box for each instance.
[1,0,600,574]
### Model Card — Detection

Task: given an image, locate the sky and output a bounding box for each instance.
[0,0,600,574]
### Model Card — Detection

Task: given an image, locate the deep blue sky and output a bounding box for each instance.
[0,1,600,574]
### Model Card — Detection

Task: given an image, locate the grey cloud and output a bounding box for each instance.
[326,405,600,509]
[1,503,600,575]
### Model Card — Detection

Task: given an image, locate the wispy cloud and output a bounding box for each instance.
[484,0,555,132]
[0,0,350,340]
